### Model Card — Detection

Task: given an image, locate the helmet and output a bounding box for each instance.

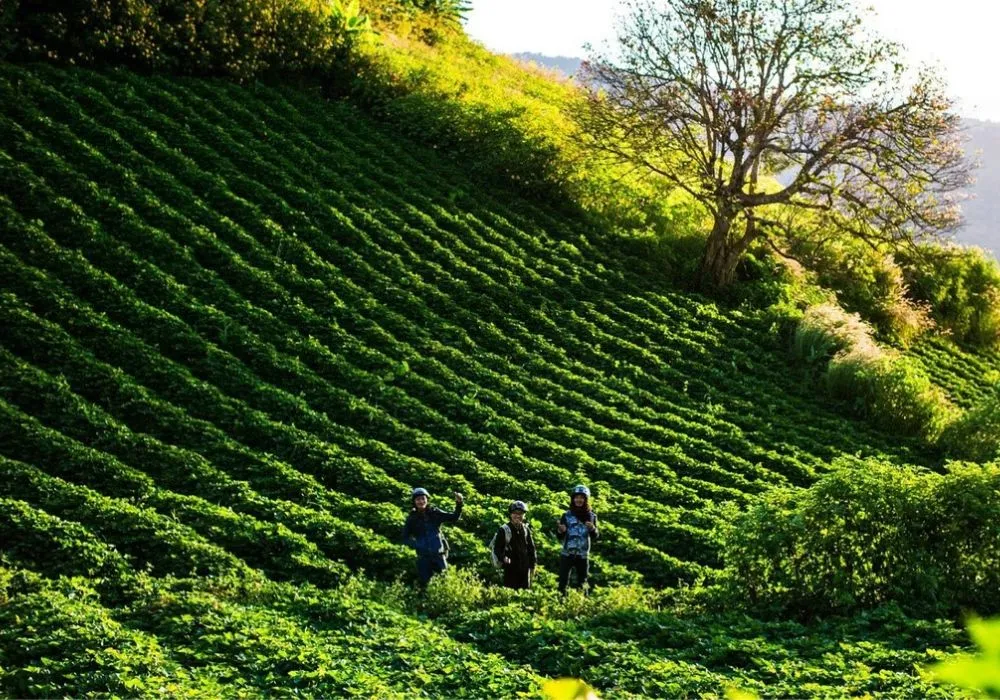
[411,487,430,499]
[571,485,590,498]
[508,500,527,514]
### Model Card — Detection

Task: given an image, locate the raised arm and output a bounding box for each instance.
[437,501,463,523]
[437,492,464,522]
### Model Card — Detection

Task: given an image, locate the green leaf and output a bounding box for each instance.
[927,617,1000,695]
[542,678,600,700]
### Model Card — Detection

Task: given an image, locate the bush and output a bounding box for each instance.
[5,0,366,81]
[897,243,1000,349]
[940,389,1000,462]
[789,235,933,347]
[826,352,955,440]
[792,303,954,440]
[792,303,876,365]
[722,460,1000,616]
[421,567,484,617]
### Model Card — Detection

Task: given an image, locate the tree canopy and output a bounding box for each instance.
[578,0,973,290]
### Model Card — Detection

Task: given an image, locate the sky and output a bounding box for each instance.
[463,0,998,122]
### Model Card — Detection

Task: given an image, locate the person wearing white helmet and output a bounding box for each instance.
[556,484,599,595]
[401,487,463,586]
[490,500,537,589]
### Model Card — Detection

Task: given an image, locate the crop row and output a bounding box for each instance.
[0,336,413,581]
[0,63,947,587]
[37,65,836,470]
[0,100,720,576]
[45,67,782,501]
[169,68,930,465]
[0,229,680,584]
[101,67,905,475]
[908,335,999,408]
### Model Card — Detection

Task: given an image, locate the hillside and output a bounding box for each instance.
[0,61,993,697]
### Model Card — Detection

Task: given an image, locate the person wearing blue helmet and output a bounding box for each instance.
[556,484,599,595]
[401,487,463,586]
[490,500,537,590]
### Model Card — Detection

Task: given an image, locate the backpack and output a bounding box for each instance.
[488,523,529,568]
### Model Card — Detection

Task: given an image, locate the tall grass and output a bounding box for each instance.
[793,304,955,440]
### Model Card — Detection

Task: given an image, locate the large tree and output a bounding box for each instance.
[578,0,972,290]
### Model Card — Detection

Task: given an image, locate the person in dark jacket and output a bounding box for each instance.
[492,500,537,590]
[401,487,463,586]
[556,484,598,595]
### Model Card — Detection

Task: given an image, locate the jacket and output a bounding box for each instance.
[401,503,462,555]
[557,509,598,557]
[492,522,537,571]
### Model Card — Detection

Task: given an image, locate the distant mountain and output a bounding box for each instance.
[511,53,583,79]
[513,53,998,259]
[963,120,1000,256]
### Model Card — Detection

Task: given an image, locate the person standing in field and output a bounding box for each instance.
[491,500,537,590]
[401,487,463,586]
[556,484,598,595]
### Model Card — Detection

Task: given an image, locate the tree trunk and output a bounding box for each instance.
[697,212,741,291]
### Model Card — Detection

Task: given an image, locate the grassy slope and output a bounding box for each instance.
[0,60,985,697]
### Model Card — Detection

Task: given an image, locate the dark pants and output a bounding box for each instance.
[558,554,589,594]
[416,552,447,586]
[503,566,532,590]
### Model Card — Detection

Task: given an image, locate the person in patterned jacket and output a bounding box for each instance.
[556,484,598,595]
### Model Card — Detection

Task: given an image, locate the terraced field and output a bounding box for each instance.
[909,335,1000,409]
[0,62,983,697]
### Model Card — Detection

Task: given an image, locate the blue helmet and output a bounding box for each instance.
[508,500,527,514]
[571,485,590,498]
[411,487,430,500]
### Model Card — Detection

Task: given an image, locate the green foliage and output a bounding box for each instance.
[723,460,1000,616]
[790,237,935,347]
[0,62,993,698]
[421,567,484,617]
[330,0,372,36]
[5,0,368,81]
[0,0,16,59]
[792,303,873,366]
[792,304,955,442]
[336,30,706,264]
[927,617,1000,696]
[940,389,1000,462]
[792,303,955,440]
[897,243,1000,349]
[826,354,955,441]
[411,0,471,27]
[543,677,601,700]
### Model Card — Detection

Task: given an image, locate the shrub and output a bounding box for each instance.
[789,235,934,346]
[5,0,367,81]
[792,303,876,365]
[897,243,1000,349]
[792,303,955,440]
[722,460,1000,616]
[826,352,955,440]
[940,389,1000,462]
[841,253,933,347]
[421,567,484,617]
